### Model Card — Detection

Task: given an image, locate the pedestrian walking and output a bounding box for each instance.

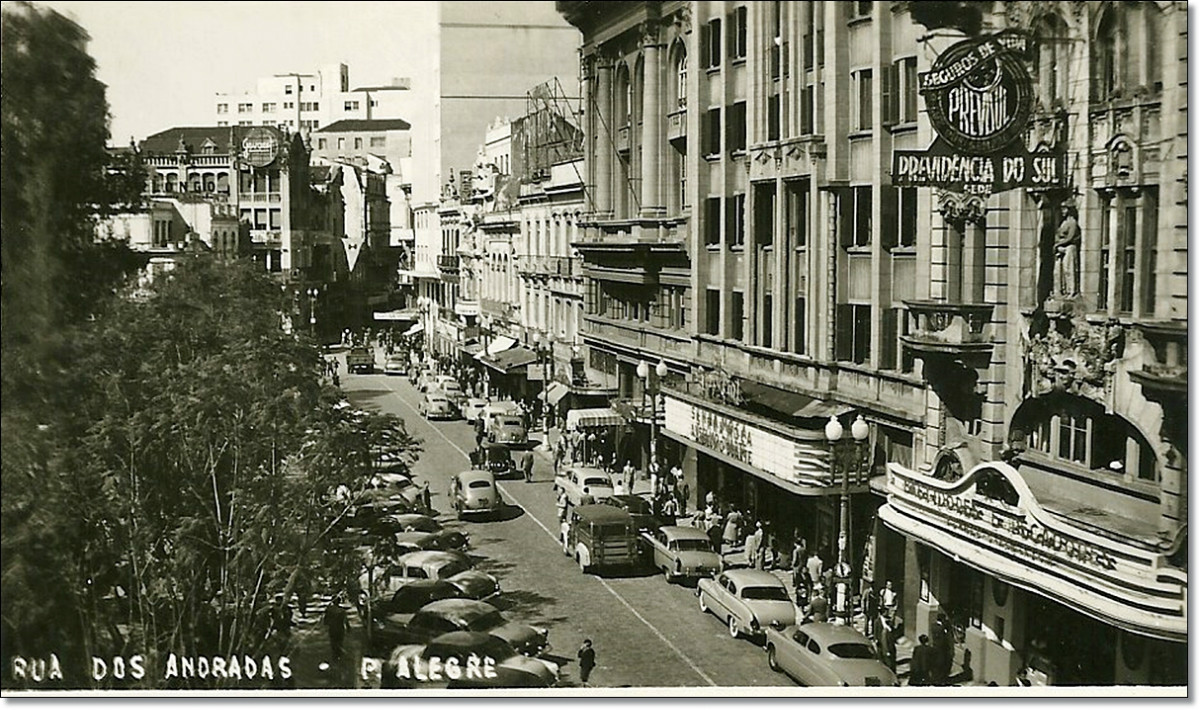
[622,461,635,494]
[723,507,742,550]
[521,450,535,483]
[746,522,764,569]
[931,613,954,685]
[790,538,808,601]
[322,593,348,662]
[909,634,933,686]
[556,490,569,522]
[880,579,898,616]
[553,439,564,474]
[577,639,596,686]
[806,550,824,592]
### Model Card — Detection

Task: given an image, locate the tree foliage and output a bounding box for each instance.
[2,257,421,688]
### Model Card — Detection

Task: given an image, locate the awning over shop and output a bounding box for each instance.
[459,341,483,356]
[545,381,570,406]
[567,407,624,430]
[739,381,851,420]
[479,346,537,373]
[482,335,517,358]
[403,322,424,337]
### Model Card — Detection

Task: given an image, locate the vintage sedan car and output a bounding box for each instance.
[553,466,615,507]
[488,415,528,447]
[603,494,658,532]
[420,393,457,420]
[367,580,468,655]
[642,525,723,582]
[389,551,476,584]
[765,622,898,687]
[697,569,796,641]
[379,632,558,689]
[393,529,470,554]
[445,570,501,601]
[387,514,442,534]
[383,354,408,376]
[481,401,521,435]
[400,599,549,658]
[461,398,489,424]
[450,470,501,519]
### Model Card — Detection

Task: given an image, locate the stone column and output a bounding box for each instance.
[640,22,663,217]
[593,53,614,216]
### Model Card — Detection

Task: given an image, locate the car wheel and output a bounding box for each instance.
[728,615,740,639]
[767,645,780,672]
[662,566,673,582]
[698,593,708,613]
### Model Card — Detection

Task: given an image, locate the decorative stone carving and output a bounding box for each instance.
[936,189,988,224]
[1025,316,1126,402]
[640,20,660,47]
[673,6,692,35]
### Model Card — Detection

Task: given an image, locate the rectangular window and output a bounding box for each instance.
[370,136,386,148]
[883,187,916,248]
[839,186,873,247]
[786,179,809,248]
[727,101,747,153]
[705,108,722,156]
[900,57,918,123]
[1098,197,1111,310]
[706,18,722,69]
[728,6,748,60]
[800,85,814,135]
[1057,414,1089,465]
[217,120,228,127]
[767,93,780,141]
[731,291,745,341]
[354,137,363,150]
[1119,203,1137,313]
[317,138,327,149]
[726,193,746,247]
[269,209,281,229]
[899,187,917,247]
[794,295,807,355]
[262,102,275,112]
[705,197,721,245]
[855,69,873,131]
[762,294,773,348]
[238,103,252,113]
[851,1,873,18]
[285,85,294,95]
[337,137,346,150]
[705,289,721,335]
[835,304,872,364]
[217,103,228,114]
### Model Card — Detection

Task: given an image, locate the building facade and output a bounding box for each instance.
[560,0,1186,686]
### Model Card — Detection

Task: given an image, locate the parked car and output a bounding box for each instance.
[420,392,457,420]
[765,622,898,687]
[489,415,528,447]
[392,529,470,554]
[383,354,408,376]
[450,469,501,519]
[390,550,478,584]
[461,398,489,424]
[387,514,442,534]
[696,569,796,641]
[603,494,658,532]
[401,599,549,657]
[553,466,615,507]
[347,346,375,374]
[380,632,559,689]
[561,504,641,574]
[445,570,501,601]
[641,525,723,582]
[481,401,521,435]
[439,380,467,407]
[367,580,468,654]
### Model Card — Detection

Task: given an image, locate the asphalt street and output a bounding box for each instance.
[343,365,796,689]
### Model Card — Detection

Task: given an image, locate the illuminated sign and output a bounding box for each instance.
[891,30,1066,195]
[241,127,280,168]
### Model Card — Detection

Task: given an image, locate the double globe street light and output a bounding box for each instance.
[825,413,870,624]
[637,359,669,471]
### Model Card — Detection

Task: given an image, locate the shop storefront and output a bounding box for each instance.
[661,390,877,559]
[878,461,1187,686]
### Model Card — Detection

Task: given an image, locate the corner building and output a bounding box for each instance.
[560,0,1186,686]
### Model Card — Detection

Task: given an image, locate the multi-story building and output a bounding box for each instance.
[560,0,1186,686]
[214,64,417,135]
[137,125,318,277]
[98,194,241,284]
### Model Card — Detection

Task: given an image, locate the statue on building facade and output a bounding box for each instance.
[1052,203,1080,298]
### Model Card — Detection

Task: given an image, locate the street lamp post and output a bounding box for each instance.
[825,414,870,624]
[536,332,555,443]
[307,286,319,338]
[637,359,669,472]
[480,314,492,399]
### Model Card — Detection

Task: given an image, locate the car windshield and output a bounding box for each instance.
[499,417,522,427]
[436,561,470,578]
[583,477,611,488]
[465,610,505,632]
[740,585,790,601]
[828,642,877,660]
[467,480,492,489]
[443,384,462,392]
[673,539,713,552]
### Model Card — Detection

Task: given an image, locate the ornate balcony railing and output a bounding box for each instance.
[437,254,460,273]
[667,108,687,143]
[900,300,994,359]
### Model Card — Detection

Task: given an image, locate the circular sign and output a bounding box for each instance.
[241,127,280,168]
[921,31,1033,155]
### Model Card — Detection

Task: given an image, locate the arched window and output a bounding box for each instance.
[203,174,216,193]
[1093,7,1120,100]
[153,173,164,193]
[216,173,230,194]
[188,174,202,193]
[614,63,631,127]
[165,173,178,193]
[1144,2,1163,92]
[672,42,688,109]
[1034,13,1069,107]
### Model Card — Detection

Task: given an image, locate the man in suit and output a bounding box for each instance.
[909,634,932,686]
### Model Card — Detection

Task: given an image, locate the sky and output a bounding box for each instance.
[38,1,440,144]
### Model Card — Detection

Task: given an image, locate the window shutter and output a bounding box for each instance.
[711,19,722,68]
[881,186,899,249]
[700,23,710,69]
[835,304,853,361]
[727,11,736,58]
[725,195,736,245]
[880,307,899,370]
[881,63,895,126]
[738,7,748,57]
[838,190,854,247]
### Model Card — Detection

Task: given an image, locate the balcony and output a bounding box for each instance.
[901,300,994,363]
[437,254,460,274]
[615,124,631,153]
[667,108,687,144]
[1128,321,1187,434]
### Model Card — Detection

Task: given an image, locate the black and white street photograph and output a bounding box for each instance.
[0,0,1189,696]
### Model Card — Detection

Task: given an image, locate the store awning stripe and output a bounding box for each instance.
[566,407,623,429]
[403,323,424,337]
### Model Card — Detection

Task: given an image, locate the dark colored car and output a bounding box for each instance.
[393,529,470,555]
[603,494,659,532]
[367,580,468,655]
[380,632,558,689]
[347,346,375,374]
[400,599,549,657]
